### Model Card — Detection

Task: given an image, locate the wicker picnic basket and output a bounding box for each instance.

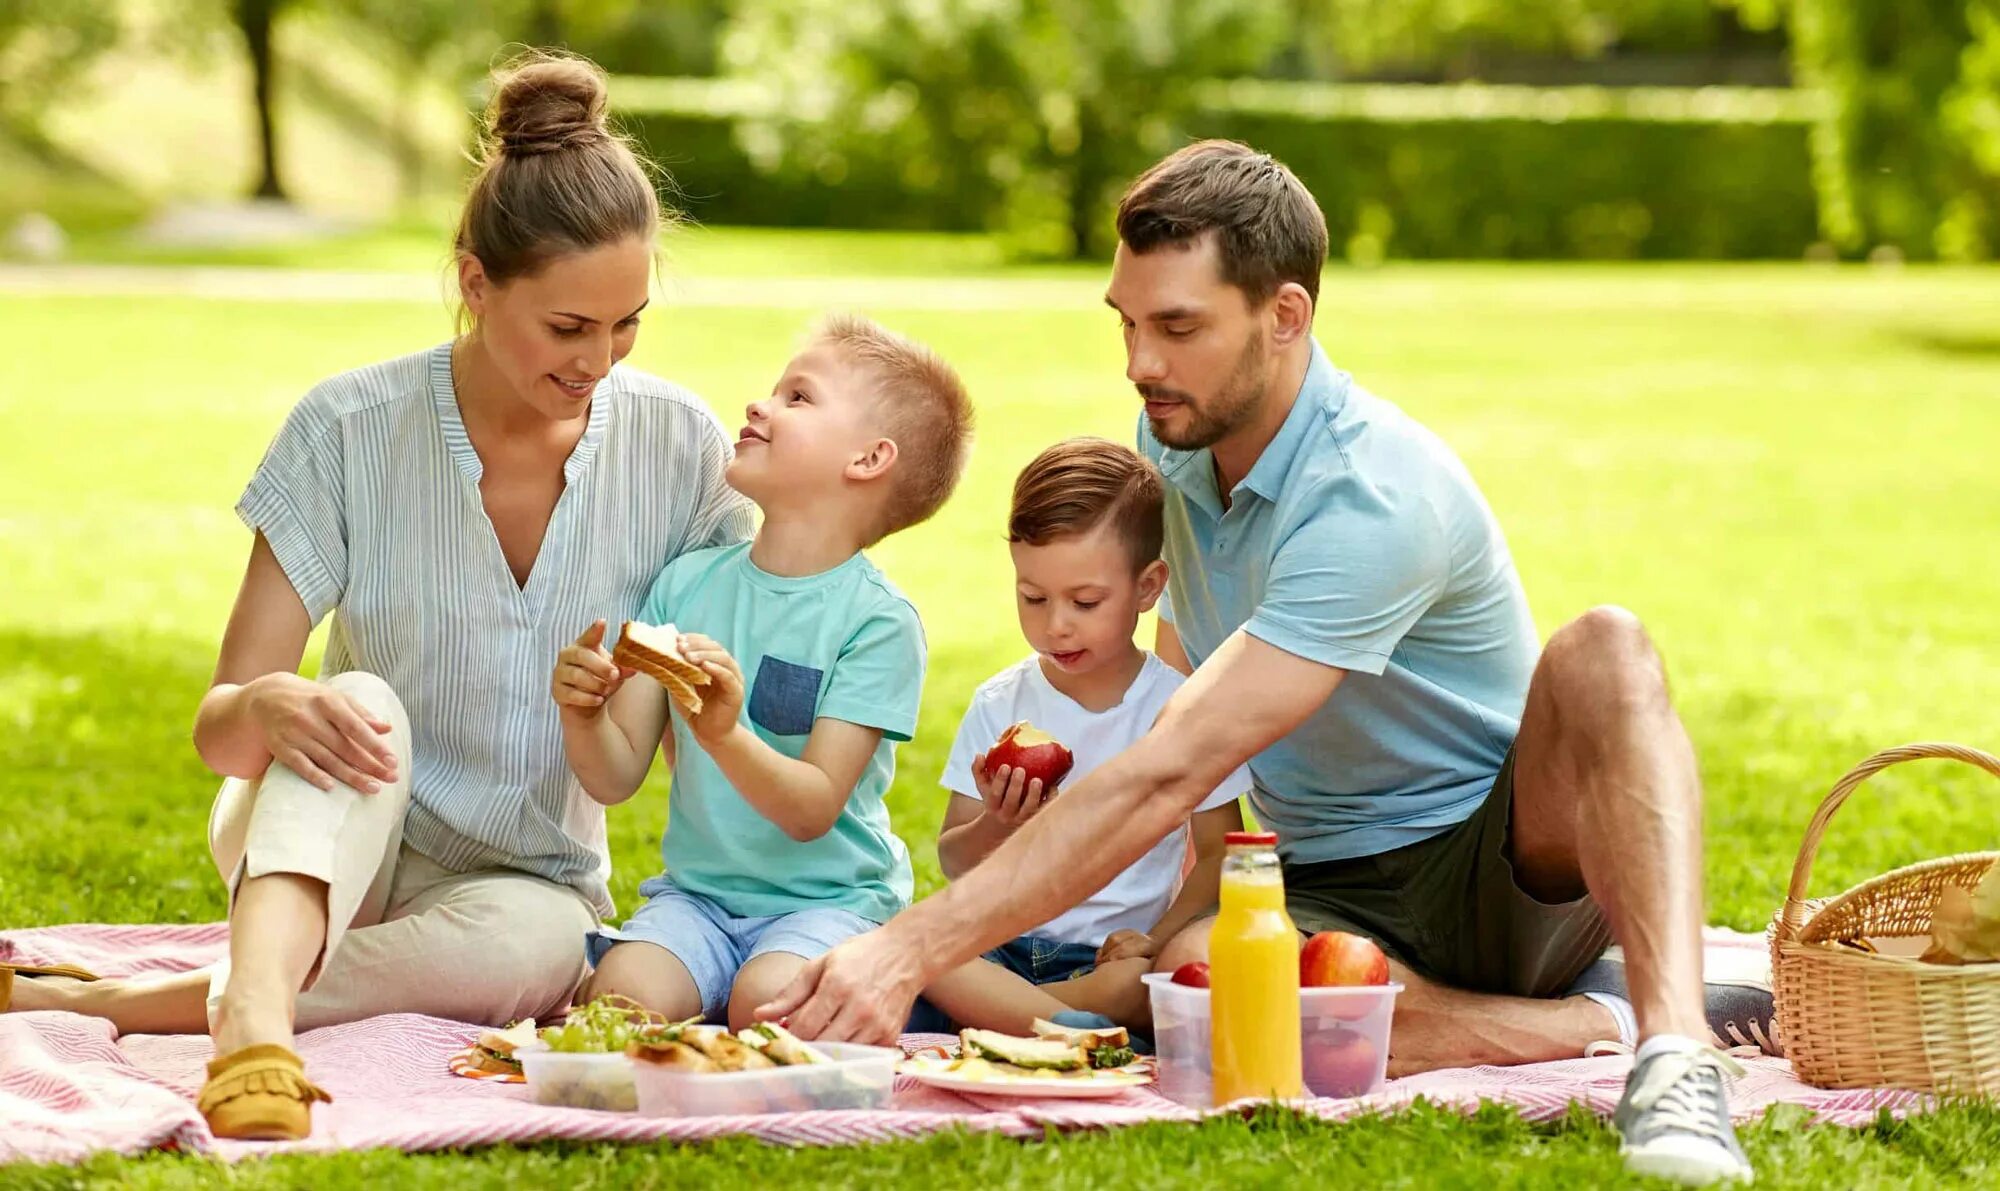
[1769,742,2000,1094]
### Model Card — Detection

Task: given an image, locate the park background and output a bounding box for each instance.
[2,0,1997,1186]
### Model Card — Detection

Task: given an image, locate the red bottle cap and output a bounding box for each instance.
[1224,831,1279,846]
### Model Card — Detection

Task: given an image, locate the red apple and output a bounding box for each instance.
[1169,961,1211,988]
[1300,931,1390,988]
[1302,1026,1381,1098]
[982,721,1075,789]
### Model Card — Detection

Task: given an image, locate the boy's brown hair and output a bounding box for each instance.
[815,314,975,541]
[1008,438,1165,571]
[1115,139,1328,306]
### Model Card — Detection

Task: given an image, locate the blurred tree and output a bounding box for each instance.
[1291,0,1727,77]
[571,0,732,76]
[234,0,292,199]
[1732,0,2000,259]
[720,0,1288,259]
[0,0,122,132]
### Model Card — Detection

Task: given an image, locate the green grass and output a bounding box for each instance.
[3,242,1999,1183]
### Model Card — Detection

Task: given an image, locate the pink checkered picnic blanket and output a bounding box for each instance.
[0,923,1930,1165]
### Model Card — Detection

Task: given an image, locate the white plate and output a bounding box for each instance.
[899,1059,1152,1099]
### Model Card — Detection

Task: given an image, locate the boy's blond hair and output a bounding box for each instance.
[815,313,975,541]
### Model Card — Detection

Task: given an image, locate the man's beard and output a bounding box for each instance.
[1140,332,1268,451]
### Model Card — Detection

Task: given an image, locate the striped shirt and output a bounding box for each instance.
[237,343,755,916]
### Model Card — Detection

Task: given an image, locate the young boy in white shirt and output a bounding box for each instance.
[914,438,1249,1034]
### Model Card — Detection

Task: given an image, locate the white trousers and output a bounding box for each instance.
[205,671,595,1030]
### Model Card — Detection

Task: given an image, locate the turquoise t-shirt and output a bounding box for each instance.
[634,541,921,923]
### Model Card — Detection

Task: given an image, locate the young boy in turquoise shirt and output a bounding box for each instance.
[550,314,974,1029]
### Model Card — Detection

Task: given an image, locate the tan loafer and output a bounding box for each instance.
[198,1043,333,1141]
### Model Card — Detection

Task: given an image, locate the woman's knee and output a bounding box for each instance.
[325,670,408,729]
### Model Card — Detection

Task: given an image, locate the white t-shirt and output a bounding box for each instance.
[940,653,1251,947]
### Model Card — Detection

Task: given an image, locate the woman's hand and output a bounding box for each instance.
[245,671,399,793]
[971,749,1051,830]
[553,619,628,720]
[677,631,745,746]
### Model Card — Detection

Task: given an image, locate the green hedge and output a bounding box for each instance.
[613,79,1822,259]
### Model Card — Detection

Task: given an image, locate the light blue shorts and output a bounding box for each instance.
[586,877,878,1022]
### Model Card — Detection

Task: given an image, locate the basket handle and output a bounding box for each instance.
[1776,742,2000,940]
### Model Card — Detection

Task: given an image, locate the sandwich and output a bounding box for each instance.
[467,1018,537,1075]
[958,1029,1088,1073]
[683,1026,778,1071]
[626,1038,721,1073]
[739,1021,832,1066]
[612,621,712,714]
[1031,1018,1136,1069]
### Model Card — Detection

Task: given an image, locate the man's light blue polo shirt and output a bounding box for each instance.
[1140,341,1540,865]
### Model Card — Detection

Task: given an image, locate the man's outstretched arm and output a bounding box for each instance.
[759,629,1345,1042]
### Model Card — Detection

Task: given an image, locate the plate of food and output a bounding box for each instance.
[899,1020,1153,1099]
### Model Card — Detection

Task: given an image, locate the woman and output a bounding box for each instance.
[1,52,752,1139]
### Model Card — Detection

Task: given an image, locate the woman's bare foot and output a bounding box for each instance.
[4,974,89,1013]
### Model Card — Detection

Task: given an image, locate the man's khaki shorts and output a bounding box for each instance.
[1283,750,1611,998]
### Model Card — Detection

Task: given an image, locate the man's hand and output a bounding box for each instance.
[755,925,927,1044]
[677,631,746,745]
[971,748,1053,830]
[1095,929,1159,966]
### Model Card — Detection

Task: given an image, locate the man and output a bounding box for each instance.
[762,142,1756,1185]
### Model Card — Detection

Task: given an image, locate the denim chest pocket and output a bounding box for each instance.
[748,656,824,736]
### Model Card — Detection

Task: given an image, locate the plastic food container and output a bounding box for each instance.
[518,1045,638,1112]
[631,1041,900,1117]
[1143,974,1401,1107]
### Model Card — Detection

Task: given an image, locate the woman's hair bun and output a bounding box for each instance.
[490,54,610,157]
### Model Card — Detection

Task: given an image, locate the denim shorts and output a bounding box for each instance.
[986,934,1101,985]
[587,877,878,1022]
[905,933,1101,1034]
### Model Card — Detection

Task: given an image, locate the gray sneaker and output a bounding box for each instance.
[1614,1045,1754,1185]
[1568,951,1781,1056]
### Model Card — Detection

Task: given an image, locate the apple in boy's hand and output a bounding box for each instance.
[1299,931,1390,987]
[981,721,1075,789]
[1169,961,1211,988]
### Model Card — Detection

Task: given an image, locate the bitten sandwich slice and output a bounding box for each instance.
[613,621,712,714]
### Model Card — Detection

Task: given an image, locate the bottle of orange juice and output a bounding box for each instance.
[1209,831,1302,1103]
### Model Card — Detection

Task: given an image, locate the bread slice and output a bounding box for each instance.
[683,1026,777,1071]
[1031,1017,1129,1051]
[626,1038,720,1072]
[614,621,710,714]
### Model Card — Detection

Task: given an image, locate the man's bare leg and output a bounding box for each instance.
[1153,920,1617,1075]
[1509,606,1707,1041]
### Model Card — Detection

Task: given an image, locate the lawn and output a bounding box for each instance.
[3,233,1997,1185]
